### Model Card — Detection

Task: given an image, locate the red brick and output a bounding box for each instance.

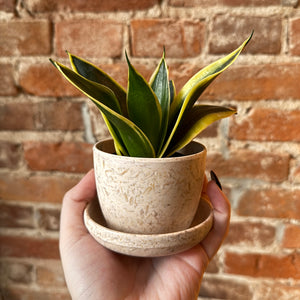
[24,141,93,173]
[0,103,35,130]
[0,63,17,96]
[230,108,300,142]
[209,15,281,54]
[0,101,84,131]
[282,224,300,249]
[23,0,158,12]
[55,19,123,58]
[0,20,51,56]
[0,235,59,259]
[19,63,80,97]
[224,252,300,279]
[0,203,34,228]
[1,261,33,284]
[237,189,300,219]
[0,141,21,169]
[36,261,66,287]
[290,18,300,56]
[130,19,205,58]
[225,221,275,247]
[1,287,71,300]
[39,101,84,131]
[199,277,253,299]
[0,0,16,12]
[203,64,300,101]
[37,207,60,231]
[0,174,78,203]
[206,150,290,183]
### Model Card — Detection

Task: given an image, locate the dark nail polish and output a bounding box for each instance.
[210,170,222,190]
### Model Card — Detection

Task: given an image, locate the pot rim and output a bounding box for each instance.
[93,138,206,162]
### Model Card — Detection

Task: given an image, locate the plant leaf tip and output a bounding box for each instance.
[49,58,57,68]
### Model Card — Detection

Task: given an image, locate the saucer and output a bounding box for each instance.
[84,197,213,257]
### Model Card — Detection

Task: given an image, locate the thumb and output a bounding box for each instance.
[60,169,97,248]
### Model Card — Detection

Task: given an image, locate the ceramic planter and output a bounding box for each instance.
[93,138,207,234]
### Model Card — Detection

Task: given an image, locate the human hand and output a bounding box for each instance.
[60,169,230,300]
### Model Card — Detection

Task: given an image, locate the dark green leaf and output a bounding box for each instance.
[68,52,128,117]
[149,53,170,154]
[51,60,155,157]
[126,52,162,153]
[166,105,237,156]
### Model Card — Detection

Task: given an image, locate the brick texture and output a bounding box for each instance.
[203,64,300,101]
[0,203,34,228]
[207,150,290,183]
[225,221,276,247]
[224,252,300,279]
[24,141,93,173]
[1,287,71,300]
[199,277,253,299]
[210,15,282,54]
[130,19,205,58]
[0,174,78,203]
[19,63,81,97]
[55,20,123,58]
[1,261,34,284]
[36,262,66,287]
[23,0,159,13]
[0,0,16,12]
[0,102,84,131]
[0,63,17,96]
[282,224,300,248]
[37,207,60,231]
[237,189,300,219]
[230,108,300,142]
[0,141,21,168]
[0,2,299,300]
[0,20,51,56]
[290,18,300,56]
[170,0,281,6]
[0,236,59,259]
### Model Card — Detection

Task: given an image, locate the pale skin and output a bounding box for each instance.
[60,169,230,300]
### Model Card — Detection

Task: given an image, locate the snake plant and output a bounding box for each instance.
[50,33,252,158]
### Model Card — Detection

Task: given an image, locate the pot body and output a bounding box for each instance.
[93,138,207,234]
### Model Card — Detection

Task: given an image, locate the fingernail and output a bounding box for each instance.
[210,170,222,190]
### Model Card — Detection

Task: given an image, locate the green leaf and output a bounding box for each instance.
[50,60,122,114]
[159,32,252,157]
[149,52,170,154]
[170,32,253,122]
[92,100,156,157]
[67,52,128,117]
[169,80,176,104]
[51,60,155,157]
[126,52,162,153]
[100,112,129,156]
[165,105,237,156]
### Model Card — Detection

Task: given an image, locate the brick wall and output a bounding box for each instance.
[1,0,300,299]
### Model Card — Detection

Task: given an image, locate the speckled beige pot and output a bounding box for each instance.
[93,138,207,234]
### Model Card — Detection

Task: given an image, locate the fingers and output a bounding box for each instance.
[60,169,97,246]
[200,181,231,260]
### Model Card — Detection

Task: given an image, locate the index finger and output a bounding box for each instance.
[200,181,231,260]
